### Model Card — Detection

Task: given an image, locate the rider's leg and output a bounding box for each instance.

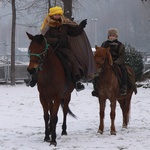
[59,48,85,91]
[120,64,127,95]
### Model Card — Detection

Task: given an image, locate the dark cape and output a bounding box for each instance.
[41,16,97,81]
[68,31,97,81]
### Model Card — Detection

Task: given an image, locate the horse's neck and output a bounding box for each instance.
[41,51,61,75]
[103,61,112,71]
[100,62,114,80]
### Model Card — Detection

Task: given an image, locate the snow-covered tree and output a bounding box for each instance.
[125,44,144,81]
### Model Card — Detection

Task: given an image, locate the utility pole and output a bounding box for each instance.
[92,18,98,46]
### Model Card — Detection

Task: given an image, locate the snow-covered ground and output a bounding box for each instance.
[0,83,150,150]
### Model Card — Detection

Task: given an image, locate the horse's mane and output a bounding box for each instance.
[94,46,113,66]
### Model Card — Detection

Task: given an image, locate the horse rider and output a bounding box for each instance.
[25,6,96,91]
[92,28,127,96]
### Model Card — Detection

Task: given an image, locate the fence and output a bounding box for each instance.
[0,54,29,83]
[0,52,150,83]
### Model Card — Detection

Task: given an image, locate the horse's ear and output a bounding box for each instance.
[95,45,99,51]
[106,47,113,66]
[26,32,34,40]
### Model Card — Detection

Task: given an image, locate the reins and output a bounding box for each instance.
[39,39,60,68]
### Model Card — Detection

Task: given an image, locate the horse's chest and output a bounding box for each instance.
[99,73,118,94]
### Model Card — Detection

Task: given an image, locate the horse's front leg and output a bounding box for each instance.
[39,94,50,142]
[50,100,60,146]
[98,97,106,134]
[110,99,117,135]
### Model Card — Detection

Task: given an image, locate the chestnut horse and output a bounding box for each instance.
[26,32,76,146]
[94,45,137,135]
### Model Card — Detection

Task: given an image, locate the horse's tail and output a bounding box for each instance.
[68,107,77,119]
[126,65,137,95]
[60,99,77,119]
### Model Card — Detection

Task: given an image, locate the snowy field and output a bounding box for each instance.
[0,83,150,150]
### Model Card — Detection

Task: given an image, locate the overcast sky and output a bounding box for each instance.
[0,0,150,53]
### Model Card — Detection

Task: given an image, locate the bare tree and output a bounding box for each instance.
[141,0,150,4]
[61,0,81,20]
[62,0,73,20]
[47,0,51,12]
[11,0,16,85]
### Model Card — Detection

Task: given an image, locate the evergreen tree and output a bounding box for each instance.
[125,44,144,81]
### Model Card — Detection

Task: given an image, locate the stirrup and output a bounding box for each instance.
[76,81,85,92]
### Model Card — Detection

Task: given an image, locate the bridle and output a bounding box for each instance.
[28,37,50,63]
[95,55,112,73]
[28,36,59,70]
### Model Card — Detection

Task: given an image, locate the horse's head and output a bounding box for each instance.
[94,45,113,69]
[26,32,50,74]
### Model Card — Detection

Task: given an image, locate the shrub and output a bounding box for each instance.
[125,44,144,81]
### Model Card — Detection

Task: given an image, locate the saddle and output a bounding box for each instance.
[113,64,137,94]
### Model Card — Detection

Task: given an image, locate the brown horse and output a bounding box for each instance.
[94,45,137,135]
[26,32,76,146]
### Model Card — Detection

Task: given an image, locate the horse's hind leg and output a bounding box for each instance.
[118,95,131,128]
[61,96,70,135]
[110,99,116,135]
[118,99,126,128]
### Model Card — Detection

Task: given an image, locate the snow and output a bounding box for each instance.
[0,83,150,150]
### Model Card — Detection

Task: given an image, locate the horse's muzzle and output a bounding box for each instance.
[27,68,36,74]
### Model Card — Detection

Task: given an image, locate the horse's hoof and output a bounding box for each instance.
[44,139,50,142]
[44,136,50,142]
[110,131,116,135]
[61,131,67,135]
[97,129,103,134]
[50,141,57,146]
[122,123,127,128]
[122,125,127,129]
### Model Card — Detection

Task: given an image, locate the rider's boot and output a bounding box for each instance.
[75,75,85,92]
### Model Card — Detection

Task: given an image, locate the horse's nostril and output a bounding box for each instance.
[27,68,36,74]
[27,68,30,72]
